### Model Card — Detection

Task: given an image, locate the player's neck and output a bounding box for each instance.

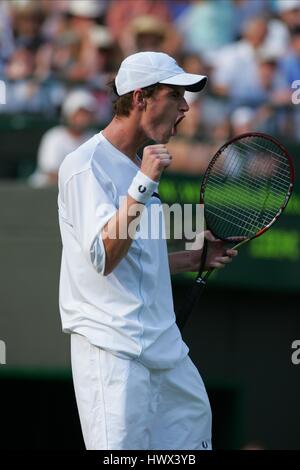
[103,116,147,161]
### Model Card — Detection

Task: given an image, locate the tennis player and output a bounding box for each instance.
[58,52,237,450]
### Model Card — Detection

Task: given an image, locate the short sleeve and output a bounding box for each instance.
[64,168,117,275]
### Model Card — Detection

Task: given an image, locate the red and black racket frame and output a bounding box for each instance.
[177,132,295,332]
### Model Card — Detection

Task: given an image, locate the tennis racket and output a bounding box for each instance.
[176,132,295,332]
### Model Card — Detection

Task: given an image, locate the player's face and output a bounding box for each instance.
[141,85,189,143]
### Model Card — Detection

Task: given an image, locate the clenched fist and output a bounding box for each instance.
[141,145,172,182]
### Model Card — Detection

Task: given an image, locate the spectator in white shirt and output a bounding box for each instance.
[29,89,96,187]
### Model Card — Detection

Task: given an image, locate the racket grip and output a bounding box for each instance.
[176,275,208,332]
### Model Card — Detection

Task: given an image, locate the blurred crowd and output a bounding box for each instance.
[1,0,300,180]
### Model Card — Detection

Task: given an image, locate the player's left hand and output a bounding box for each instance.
[189,230,238,271]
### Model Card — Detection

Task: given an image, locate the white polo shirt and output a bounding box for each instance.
[58,132,188,369]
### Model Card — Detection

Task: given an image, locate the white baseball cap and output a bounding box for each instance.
[115,51,207,96]
[62,90,96,117]
[68,0,104,18]
[277,0,300,13]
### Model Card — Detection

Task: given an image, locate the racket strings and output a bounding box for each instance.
[207,143,289,235]
[204,135,292,240]
[227,144,286,216]
[234,142,291,183]
[207,159,280,230]
[206,181,284,237]
[227,141,290,192]
[204,185,266,228]
[207,172,284,206]
[205,208,260,235]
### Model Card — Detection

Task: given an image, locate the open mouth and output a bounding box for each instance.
[171,116,185,136]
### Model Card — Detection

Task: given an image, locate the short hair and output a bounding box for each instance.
[108,80,163,117]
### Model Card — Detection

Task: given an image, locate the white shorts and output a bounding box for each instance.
[70,333,212,450]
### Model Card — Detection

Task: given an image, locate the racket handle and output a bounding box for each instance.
[176,270,213,332]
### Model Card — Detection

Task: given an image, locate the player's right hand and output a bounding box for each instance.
[141,145,172,182]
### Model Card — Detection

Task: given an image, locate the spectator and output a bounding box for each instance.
[212,17,289,110]
[87,26,117,124]
[279,25,300,140]
[179,52,208,76]
[212,17,269,99]
[279,25,300,87]
[262,0,300,62]
[106,0,171,44]
[233,0,269,39]
[276,0,300,30]
[53,0,106,83]
[47,31,82,81]
[10,1,46,50]
[89,25,120,75]
[230,106,255,135]
[0,1,15,75]
[29,90,96,187]
[1,46,58,114]
[130,15,167,53]
[66,0,106,35]
[255,48,289,106]
[119,14,182,58]
[176,0,236,63]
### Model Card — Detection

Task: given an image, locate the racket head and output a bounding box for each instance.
[200,132,295,244]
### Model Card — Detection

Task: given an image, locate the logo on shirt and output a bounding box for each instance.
[138,185,147,193]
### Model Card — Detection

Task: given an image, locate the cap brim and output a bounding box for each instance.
[159,73,207,92]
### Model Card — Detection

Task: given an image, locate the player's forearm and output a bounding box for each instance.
[102,196,144,275]
[169,251,198,275]
[101,145,172,276]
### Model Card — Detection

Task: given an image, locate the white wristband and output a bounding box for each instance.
[128,171,158,204]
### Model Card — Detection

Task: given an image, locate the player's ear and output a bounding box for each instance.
[132,89,146,110]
